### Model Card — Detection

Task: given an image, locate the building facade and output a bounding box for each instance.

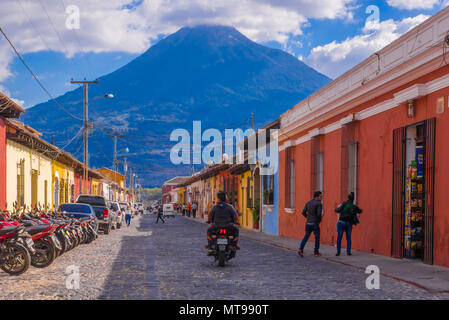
[278,7,449,267]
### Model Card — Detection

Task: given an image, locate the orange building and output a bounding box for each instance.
[278,8,449,267]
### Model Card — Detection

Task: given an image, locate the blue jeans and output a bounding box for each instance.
[337,221,352,254]
[125,214,132,226]
[300,223,320,254]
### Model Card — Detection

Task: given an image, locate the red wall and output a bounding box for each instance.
[0,117,6,211]
[278,66,449,267]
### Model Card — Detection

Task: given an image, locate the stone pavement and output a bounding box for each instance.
[2,213,448,300]
[184,214,449,294]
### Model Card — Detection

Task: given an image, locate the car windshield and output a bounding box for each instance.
[110,203,119,211]
[77,196,106,206]
[59,204,91,214]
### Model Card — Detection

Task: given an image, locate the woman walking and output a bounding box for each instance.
[125,205,133,228]
[335,192,362,256]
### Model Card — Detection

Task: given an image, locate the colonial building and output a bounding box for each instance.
[278,7,449,267]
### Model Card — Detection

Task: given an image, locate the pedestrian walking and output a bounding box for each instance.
[192,202,198,218]
[298,191,323,257]
[156,205,165,224]
[125,205,133,228]
[182,203,186,216]
[187,203,192,217]
[335,192,363,256]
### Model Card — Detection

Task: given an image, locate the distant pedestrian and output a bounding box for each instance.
[298,191,323,257]
[192,202,198,218]
[182,204,186,216]
[186,203,192,217]
[335,192,363,256]
[125,205,133,228]
[156,205,165,224]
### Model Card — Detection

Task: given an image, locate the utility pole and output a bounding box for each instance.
[111,134,123,201]
[71,78,99,194]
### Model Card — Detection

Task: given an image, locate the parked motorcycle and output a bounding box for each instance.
[0,222,35,275]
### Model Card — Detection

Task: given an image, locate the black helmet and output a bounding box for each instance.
[217,191,226,203]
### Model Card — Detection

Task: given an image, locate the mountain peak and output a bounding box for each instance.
[23,25,331,185]
[163,24,249,47]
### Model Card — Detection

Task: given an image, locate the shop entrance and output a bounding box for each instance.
[392,118,435,264]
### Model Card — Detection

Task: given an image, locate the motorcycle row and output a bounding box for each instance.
[0,203,98,276]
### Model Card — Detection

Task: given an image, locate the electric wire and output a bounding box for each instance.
[0,27,84,122]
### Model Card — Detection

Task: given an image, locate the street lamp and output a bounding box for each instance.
[83,93,114,194]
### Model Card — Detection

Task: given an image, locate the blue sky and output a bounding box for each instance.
[0,0,447,108]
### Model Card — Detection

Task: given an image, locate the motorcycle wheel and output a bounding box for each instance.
[56,234,67,255]
[0,242,31,275]
[31,239,56,268]
[217,251,226,267]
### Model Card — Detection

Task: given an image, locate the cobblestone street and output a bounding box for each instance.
[1,214,448,300]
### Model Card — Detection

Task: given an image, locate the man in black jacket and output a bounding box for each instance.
[206,191,239,255]
[298,191,323,257]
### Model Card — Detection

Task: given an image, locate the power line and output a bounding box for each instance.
[0,27,83,122]
[60,126,83,150]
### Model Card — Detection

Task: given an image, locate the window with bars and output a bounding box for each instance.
[246,177,251,208]
[347,142,358,199]
[285,147,295,208]
[17,159,25,207]
[316,152,324,193]
[263,174,274,205]
[44,180,48,210]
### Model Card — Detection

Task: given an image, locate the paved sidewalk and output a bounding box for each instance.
[184,215,449,294]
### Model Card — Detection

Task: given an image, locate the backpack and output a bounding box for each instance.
[340,202,360,226]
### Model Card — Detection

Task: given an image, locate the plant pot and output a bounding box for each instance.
[253,220,259,230]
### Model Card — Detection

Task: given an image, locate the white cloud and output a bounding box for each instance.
[305,14,430,79]
[0,0,356,84]
[386,0,441,10]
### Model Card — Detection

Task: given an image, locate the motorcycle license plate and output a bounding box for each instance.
[26,238,34,248]
[217,238,228,245]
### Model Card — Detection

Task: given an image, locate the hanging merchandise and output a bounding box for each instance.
[416,146,424,178]
[403,130,425,260]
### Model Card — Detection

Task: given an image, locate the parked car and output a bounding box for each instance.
[58,203,98,232]
[108,201,123,229]
[163,203,175,218]
[137,202,144,215]
[76,195,116,234]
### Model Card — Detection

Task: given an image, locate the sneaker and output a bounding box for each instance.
[297,249,304,257]
[347,252,352,256]
[336,253,340,256]
[314,252,322,257]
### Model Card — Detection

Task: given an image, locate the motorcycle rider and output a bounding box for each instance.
[206,191,239,256]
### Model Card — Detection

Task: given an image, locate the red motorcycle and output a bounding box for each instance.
[0,221,35,275]
[2,208,61,268]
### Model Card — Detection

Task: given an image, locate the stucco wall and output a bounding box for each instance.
[278,66,449,267]
[6,140,52,211]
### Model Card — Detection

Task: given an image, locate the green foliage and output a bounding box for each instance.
[143,187,162,200]
[252,198,260,222]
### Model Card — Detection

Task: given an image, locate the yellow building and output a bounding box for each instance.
[5,120,54,211]
[51,158,77,209]
[97,167,125,201]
